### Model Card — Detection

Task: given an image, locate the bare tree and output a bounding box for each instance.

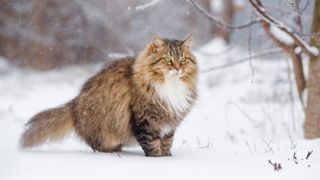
[191,0,320,138]
[247,0,320,138]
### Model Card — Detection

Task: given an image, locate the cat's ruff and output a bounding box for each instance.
[154,71,193,116]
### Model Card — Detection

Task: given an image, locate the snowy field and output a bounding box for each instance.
[0,39,319,180]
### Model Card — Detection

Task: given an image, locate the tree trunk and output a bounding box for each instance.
[304,0,320,138]
[290,49,306,105]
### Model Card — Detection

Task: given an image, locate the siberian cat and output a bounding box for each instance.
[20,35,198,157]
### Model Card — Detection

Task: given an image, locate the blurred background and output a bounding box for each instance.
[0,0,314,70]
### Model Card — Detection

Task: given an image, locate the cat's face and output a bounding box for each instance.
[144,35,197,80]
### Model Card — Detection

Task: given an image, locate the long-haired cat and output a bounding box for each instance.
[20,35,198,157]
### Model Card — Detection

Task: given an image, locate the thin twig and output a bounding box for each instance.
[262,138,274,153]
[116,152,122,158]
[285,57,297,132]
[293,151,298,164]
[248,11,255,82]
[285,0,295,8]
[294,0,303,33]
[196,27,265,57]
[189,0,260,31]
[301,0,310,14]
[245,140,254,154]
[225,102,258,127]
[201,50,282,73]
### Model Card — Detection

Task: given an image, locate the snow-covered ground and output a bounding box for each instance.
[0,39,319,180]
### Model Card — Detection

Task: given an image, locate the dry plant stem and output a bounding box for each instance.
[245,140,253,154]
[262,138,274,154]
[306,150,313,159]
[268,160,282,171]
[293,151,298,164]
[116,152,121,158]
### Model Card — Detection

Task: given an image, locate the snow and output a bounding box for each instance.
[269,24,294,45]
[306,46,319,56]
[294,47,302,54]
[210,0,224,13]
[250,1,319,57]
[293,35,320,56]
[1,38,320,180]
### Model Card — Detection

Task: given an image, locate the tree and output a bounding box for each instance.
[247,0,320,138]
[191,0,320,138]
[305,0,320,138]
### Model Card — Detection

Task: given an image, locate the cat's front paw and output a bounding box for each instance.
[161,151,172,156]
[145,151,162,157]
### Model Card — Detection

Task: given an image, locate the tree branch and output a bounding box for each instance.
[189,0,260,31]
[248,0,319,58]
[201,49,282,73]
[248,0,309,107]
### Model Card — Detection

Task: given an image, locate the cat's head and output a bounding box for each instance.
[134,35,197,84]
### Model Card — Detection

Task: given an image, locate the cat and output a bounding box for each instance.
[20,35,198,157]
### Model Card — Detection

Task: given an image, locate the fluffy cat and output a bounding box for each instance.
[20,35,198,157]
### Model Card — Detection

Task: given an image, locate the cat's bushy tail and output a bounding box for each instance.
[20,102,74,148]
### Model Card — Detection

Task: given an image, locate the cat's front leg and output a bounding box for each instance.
[161,132,174,156]
[132,121,162,157]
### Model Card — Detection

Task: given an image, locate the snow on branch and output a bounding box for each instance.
[189,0,260,31]
[248,0,319,58]
[269,24,294,45]
[135,0,161,11]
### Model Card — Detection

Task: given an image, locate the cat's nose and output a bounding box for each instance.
[173,64,181,71]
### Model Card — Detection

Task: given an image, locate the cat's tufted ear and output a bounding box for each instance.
[151,35,165,50]
[182,35,193,48]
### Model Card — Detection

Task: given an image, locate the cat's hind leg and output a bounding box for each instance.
[85,135,122,153]
[99,136,123,152]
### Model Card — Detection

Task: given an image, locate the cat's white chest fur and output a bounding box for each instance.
[154,73,192,115]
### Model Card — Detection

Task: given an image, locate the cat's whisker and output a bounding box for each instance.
[183,73,195,84]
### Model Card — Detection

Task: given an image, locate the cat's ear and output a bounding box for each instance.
[151,35,165,49]
[182,35,193,48]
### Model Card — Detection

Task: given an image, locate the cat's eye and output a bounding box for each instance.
[180,57,187,63]
[163,57,173,63]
